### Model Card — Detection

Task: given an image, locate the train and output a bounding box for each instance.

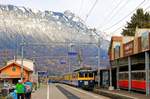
[61,68,148,92]
[61,67,96,90]
[48,66,150,93]
[59,67,111,90]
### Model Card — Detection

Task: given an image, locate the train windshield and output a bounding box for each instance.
[89,73,93,77]
[79,72,84,77]
[85,73,88,77]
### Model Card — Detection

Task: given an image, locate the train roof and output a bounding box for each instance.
[76,70,95,73]
[73,67,92,72]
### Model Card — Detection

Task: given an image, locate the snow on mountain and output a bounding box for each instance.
[0,4,110,74]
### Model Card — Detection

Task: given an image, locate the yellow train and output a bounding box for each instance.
[62,67,95,90]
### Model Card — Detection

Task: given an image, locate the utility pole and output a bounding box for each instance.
[78,45,83,68]
[2,49,8,65]
[67,43,71,73]
[33,51,36,73]
[16,34,19,61]
[97,37,101,87]
[20,38,24,81]
[92,31,101,88]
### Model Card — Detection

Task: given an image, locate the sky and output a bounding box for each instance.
[0,0,150,36]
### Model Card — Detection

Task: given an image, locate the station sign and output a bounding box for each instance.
[68,52,77,56]
[123,40,134,56]
[60,59,66,64]
[38,71,48,77]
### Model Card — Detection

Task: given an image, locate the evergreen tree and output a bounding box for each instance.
[122,8,150,36]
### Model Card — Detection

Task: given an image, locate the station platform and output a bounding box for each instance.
[32,83,110,99]
[94,88,150,99]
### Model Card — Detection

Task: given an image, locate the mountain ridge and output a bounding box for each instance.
[0,4,110,75]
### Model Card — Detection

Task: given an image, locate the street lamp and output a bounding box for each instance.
[68,43,75,73]
[33,51,36,73]
[97,37,101,88]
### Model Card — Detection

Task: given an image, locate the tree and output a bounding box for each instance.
[122,8,150,36]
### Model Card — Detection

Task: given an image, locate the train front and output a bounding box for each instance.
[77,70,95,90]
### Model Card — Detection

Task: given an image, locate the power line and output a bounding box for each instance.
[144,4,150,11]
[110,25,124,35]
[78,0,84,15]
[102,0,146,31]
[98,0,123,28]
[109,3,150,35]
[99,0,130,29]
[84,0,99,22]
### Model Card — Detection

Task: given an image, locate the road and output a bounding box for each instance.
[32,83,110,99]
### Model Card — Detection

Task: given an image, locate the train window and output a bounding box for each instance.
[85,73,88,77]
[72,73,77,79]
[79,72,84,77]
[89,73,93,77]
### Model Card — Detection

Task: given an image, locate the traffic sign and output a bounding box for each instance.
[60,60,66,64]
[68,52,77,56]
[38,71,48,77]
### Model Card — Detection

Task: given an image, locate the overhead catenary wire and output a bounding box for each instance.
[109,2,150,35]
[99,0,130,29]
[144,4,150,11]
[97,0,141,38]
[84,0,99,22]
[78,0,84,15]
[102,0,146,31]
[98,0,123,28]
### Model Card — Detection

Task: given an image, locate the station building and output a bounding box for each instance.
[0,59,34,85]
[108,28,150,95]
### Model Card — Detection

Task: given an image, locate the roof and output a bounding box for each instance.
[0,62,33,72]
[73,67,92,72]
[7,59,34,71]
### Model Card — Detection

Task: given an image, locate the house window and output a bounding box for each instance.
[12,66,16,72]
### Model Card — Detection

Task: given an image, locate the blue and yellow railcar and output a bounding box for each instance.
[76,70,95,90]
[62,68,95,90]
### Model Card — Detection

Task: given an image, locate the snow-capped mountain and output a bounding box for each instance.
[0,5,110,75]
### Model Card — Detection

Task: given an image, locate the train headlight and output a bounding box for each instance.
[84,81,88,85]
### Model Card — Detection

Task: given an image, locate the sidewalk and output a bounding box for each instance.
[32,85,47,99]
[93,88,150,99]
